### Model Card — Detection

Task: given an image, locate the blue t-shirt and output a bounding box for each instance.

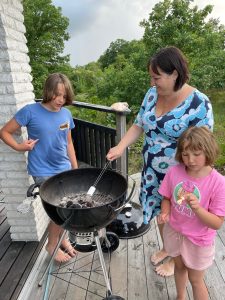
[15,102,75,176]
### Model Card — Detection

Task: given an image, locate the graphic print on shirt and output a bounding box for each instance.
[59,121,69,130]
[173,181,200,218]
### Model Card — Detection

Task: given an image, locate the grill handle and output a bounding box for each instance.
[27,183,41,198]
[111,175,136,212]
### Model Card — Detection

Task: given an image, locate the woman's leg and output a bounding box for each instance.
[188,268,208,300]
[173,256,188,300]
[46,221,76,262]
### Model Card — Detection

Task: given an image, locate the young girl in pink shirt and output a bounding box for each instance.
[158,126,225,300]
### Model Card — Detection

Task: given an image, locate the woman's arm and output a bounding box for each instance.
[0,118,38,151]
[67,130,78,169]
[106,124,143,161]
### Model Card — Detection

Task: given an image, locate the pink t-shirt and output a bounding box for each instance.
[159,164,225,246]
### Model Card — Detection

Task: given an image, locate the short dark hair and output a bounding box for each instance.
[175,126,219,166]
[42,73,74,105]
[148,46,189,91]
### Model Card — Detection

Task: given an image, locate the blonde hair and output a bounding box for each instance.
[42,73,74,105]
[175,126,219,166]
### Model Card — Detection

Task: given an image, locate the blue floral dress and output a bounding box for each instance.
[134,86,214,224]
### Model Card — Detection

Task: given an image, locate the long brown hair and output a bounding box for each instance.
[42,73,74,105]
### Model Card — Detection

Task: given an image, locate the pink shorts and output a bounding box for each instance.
[163,223,215,271]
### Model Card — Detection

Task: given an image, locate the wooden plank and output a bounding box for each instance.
[111,134,117,170]
[66,251,95,300]
[89,128,96,166]
[87,249,108,299]
[84,127,91,164]
[127,236,148,300]
[48,263,72,300]
[94,130,101,168]
[0,242,25,284]
[23,253,58,300]
[80,124,86,162]
[0,219,9,239]
[0,230,11,259]
[110,238,128,299]
[204,235,225,299]
[143,220,169,299]
[1,242,38,300]
[100,131,106,167]
[11,233,48,300]
[216,232,225,282]
[0,206,6,224]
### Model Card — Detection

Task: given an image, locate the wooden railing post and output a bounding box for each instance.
[115,113,128,177]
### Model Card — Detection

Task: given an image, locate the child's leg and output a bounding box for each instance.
[46,221,76,262]
[188,268,208,300]
[151,223,169,265]
[174,256,188,300]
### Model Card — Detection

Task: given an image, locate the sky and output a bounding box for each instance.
[52,0,225,66]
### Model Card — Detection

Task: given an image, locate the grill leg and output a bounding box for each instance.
[38,230,67,287]
[95,231,112,296]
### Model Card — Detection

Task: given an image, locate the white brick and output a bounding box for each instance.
[10,226,39,233]
[0,0,46,242]
[9,219,37,226]
[11,233,39,241]
[0,93,34,105]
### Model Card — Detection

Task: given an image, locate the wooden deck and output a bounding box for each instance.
[0,202,47,300]
[1,173,225,299]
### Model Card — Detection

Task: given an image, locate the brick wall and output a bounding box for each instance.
[0,0,48,241]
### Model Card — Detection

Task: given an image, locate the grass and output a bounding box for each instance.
[128,89,225,175]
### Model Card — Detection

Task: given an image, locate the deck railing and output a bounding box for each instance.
[36,100,130,176]
[71,101,130,176]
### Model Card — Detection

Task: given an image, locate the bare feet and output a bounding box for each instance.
[46,244,72,263]
[151,249,169,265]
[60,239,77,257]
[155,258,174,277]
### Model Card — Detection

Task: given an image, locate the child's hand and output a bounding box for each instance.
[185,193,200,211]
[157,212,169,224]
[18,139,39,151]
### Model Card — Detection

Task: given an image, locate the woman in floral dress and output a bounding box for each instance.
[107,46,213,277]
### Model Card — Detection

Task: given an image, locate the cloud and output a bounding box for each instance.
[53,0,157,65]
[53,0,225,66]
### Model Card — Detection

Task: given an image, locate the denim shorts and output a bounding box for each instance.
[32,176,51,185]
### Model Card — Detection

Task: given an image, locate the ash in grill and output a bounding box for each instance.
[59,193,114,208]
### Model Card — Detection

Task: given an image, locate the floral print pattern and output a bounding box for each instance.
[134,86,213,224]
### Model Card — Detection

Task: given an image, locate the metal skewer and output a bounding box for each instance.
[87,161,111,196]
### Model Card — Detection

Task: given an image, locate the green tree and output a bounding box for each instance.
[23,0,72,97]
[96,48,150,114]
[140,0,225,90]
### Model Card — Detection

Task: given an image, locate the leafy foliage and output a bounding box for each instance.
[23,0,73,97]
[140,0,225,90]
[72,0,225,117]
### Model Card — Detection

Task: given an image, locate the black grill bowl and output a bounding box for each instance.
[39,168,128,232]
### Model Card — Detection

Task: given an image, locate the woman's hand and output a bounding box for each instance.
[106,124,143,161]
[106,145,124,161]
